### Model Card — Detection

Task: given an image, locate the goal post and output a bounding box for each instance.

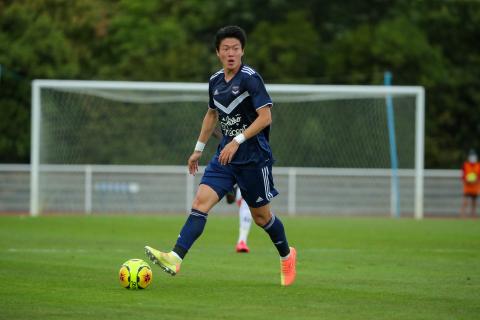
[30,80,425,218]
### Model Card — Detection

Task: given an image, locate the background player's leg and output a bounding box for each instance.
[236,199,252,252]
[461,196,468,218]
[471,196,477,218]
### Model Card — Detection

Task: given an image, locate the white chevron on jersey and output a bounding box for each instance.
[213,91,250,115]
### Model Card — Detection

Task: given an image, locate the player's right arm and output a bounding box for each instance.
[188,108,218,175]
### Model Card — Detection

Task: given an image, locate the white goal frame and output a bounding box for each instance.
[30,80,425,218]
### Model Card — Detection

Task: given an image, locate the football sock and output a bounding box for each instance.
[262,213,290,257]
[173,209,208,259]
[238,200,252,243]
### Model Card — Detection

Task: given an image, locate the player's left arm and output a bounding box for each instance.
[218,106,272,165]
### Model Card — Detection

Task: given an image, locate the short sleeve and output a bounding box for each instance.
[208,81,216,110]
[245,74,272,110]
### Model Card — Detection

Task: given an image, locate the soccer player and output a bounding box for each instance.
[461,149,480,218]
[226,185,252,253]
[145,25,296,286]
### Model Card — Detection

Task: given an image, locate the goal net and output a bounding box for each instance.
[31,81,424,217]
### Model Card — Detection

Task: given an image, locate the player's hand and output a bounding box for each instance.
[188,151,202,175]
[219,140,239,165]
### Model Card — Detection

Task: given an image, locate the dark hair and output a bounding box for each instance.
[214,26,247,50]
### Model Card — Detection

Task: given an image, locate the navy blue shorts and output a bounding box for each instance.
[200,156,278,208]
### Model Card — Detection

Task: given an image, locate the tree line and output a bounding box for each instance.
[1,0,479,168]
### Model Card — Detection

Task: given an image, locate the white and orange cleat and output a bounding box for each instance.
[235,240,250,253]
[280,247,297,286]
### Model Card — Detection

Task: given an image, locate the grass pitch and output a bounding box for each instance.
[0,214,479,320]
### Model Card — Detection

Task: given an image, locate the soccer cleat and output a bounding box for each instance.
[144,246,181,276]
[235,240,250,253]
[280,247,297,286]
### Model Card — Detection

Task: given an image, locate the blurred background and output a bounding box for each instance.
[1,0,479,215]
[2,0,480,166]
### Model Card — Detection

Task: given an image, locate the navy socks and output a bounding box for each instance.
[173,209,208,259]
[262,214,290,257]
[172,209,289,259]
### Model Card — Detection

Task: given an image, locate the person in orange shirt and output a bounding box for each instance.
[461,149,480,218]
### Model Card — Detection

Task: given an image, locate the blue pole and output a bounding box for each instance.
[385,71,400,218]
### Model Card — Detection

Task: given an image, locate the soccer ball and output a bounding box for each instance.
[119,259,153,289]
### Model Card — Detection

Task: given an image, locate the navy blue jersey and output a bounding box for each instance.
[208,64,273,166]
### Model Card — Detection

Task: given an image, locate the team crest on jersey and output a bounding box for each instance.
[214,89,219,95]
[232,86,240,95]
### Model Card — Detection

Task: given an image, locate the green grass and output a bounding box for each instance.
[0,215,479,320]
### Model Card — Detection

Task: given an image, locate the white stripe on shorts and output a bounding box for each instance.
[266,167,273,199]
[262,167,271,200]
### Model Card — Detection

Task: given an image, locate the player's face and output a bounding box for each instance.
[216,38,244,72]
